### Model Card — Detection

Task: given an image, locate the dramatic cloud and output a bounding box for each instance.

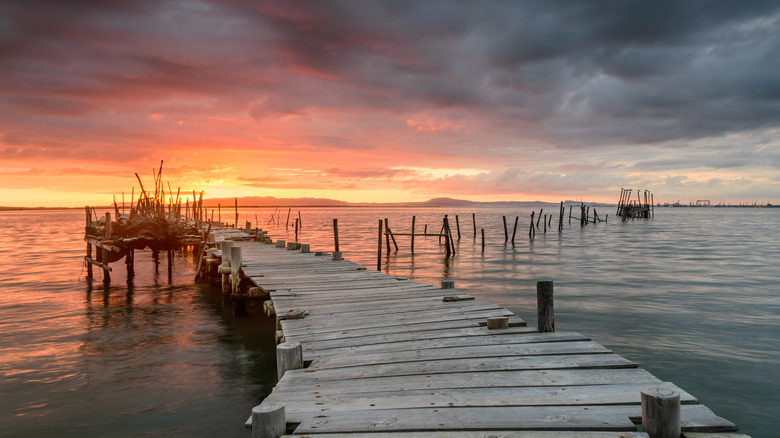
[2,0,780,206]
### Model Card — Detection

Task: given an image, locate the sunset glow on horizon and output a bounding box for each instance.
[3,1,780,208]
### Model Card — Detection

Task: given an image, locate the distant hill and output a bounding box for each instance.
[202,196,350,207]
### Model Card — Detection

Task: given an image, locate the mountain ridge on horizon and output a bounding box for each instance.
[201,195,597,207]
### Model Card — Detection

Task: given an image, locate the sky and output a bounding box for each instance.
[2,0,780,207]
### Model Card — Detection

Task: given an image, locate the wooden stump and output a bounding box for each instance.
[642,386,681,438]
[251,402,285,438]
[537,280,555,332]
[332,251,343,261]
[441,280,455,289]
[276,342,303,380]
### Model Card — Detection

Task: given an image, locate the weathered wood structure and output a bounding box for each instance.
[206,235,745,437]
[617,188,654,219]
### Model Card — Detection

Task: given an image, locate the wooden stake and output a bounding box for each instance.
[503,216,508,241]
[481,228,485,252]
[511,216,518,244]
[376,219,383,271]
[537,281,554,332]
[410,216,415,253]
[472,213,476,239]
[455,215,461,240]
[332,218,340,252]
[641,387,681,438]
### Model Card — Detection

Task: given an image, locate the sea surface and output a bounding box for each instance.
[1,206,777,437]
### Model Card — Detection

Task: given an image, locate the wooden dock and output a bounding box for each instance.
[208,235,745,437]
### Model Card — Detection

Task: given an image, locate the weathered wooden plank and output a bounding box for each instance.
[271,295,473,317]
[265,382,697,414]
[273,368,663,396]
[284,299,496,321]
[310,341,612,370]
[280,309,516,337]
[281,302,508,332]
[282,319,513,345]
[303,330,586,359]
[299,353,637,381]
[290,404,736,434]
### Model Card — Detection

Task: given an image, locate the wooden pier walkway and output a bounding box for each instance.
[210,234,744,437]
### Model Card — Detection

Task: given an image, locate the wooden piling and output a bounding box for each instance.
[455,215,461,240]
[410,216,416,253]
[641,387,681,438]
[529,212,535,239]
[481,228,485,252]
[472,213,476,239]
[559,201,564,233]
[230,246,242,295]
[503,216,508,241]
[332,218,340,252]
[276,341,303,380]
[376,219,382,271]
[511,216,518,244]
[234,198,238,229]
[536,209,543,228]
[537,280,554,332]
[251,403,285,438]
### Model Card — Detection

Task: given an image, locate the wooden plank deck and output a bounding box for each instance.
[228,239,743,436]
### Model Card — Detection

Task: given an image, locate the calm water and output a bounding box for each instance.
[1,206,778,437]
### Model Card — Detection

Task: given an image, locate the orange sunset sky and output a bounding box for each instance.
[3,1,780,207]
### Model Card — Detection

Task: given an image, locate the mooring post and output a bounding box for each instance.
[472,213,476,239]
[641,387,681,438]
[220,241,233,295]
[503,216,508,241]
[376,219,383,271]
[230,246,242,295]
[537,281,554,332]
[332,219,340,252]
[251,402,286,438]
[441,280,455,289]
[511,216,519,244]
[455,215,461,240]
[276,341,303,380]
[481,228,485,252]
[410,216,416,254]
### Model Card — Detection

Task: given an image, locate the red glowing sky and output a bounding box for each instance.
[3,1,780,207]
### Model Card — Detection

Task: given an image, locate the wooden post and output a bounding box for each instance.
[230,246,242,295]
[376,219,383,271]
[502,216,508,241]
[126,248,134,278]
[559,201,564,233]
[86,242,93,278]
[441,280,455,289]
[641,387,681,438]
[511,216,518,244]
[285,208,291,230]
[410,216,416,253]
[297,210,302,229]
[276,341,303,380]
[472,213,476,239]
[481,228,485,252]
[537,281,554,332]
[443,216,452,257]
[529,212,535,239]
[234,198,238,228]
[543,214,547,233]
[105,212,112,239]
[455,215,461,240]
[568,205,572,223]
[251,403,285,438]
[536,209,543,228]
[85,206,93,278]
[332,219,340,252]
[220,241,233,295]
[294,218,299,242]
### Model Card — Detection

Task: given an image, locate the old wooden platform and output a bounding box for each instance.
[227,238,744,437]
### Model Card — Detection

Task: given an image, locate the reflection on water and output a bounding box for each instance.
[0,210,276,438]
[1,207,778,437]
